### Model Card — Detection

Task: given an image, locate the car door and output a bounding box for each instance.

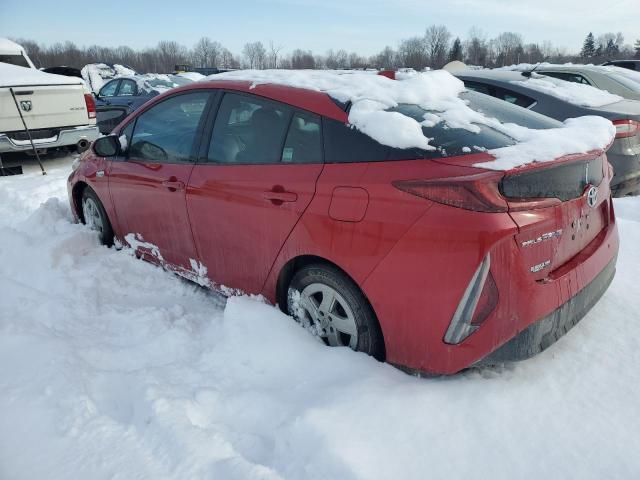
[95,79,128,134]
[108,90,213,274]
[110,78,139,109]
[186,91,324,293]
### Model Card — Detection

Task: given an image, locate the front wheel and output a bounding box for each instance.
[81,187,114,246]
[287,264,385,360]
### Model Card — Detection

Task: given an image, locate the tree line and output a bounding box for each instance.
[13,26,640,74]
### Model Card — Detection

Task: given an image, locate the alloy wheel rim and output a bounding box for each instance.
[297,283,358,348]
[82,197,104,236]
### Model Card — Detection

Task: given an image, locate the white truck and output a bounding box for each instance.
[0,38,99,155]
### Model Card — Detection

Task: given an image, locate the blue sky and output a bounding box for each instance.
[2,0,638,56]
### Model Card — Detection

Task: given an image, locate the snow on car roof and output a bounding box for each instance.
[502,62,640,87]
[513,74,623,107]
[209,69,616,171]
[0,37,26,55]
[0,62,83,87]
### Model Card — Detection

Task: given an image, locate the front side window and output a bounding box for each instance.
[99,80,119,97]
[129,91,209,163]
[118,79,137,96]
[207,93,291,164]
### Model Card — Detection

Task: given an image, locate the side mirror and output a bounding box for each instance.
[93,135,120,157]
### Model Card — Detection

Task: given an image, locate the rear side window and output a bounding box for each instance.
[282,111,323,163]
[0,54,29,67]
[118,79,137,96]
[464,81,492,95]
[540,71,591,85]
[323,118,426,163]
[207,93,292,164]
[129,91,209,163]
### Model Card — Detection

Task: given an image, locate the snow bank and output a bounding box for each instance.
[0,62,83,87]
[209,69,616,169]
[1,161,640,479]
[177,71,205,81]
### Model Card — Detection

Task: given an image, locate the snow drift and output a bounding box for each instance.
[1,161,640,479]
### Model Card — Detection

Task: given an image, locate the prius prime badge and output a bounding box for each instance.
[20,100,32,112]
[586,185,598,208]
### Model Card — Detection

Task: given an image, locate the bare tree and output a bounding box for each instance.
[493,32,524,66]
[291,49,316,69]
[424,25,451,68]
[243,41,266,69]
[193,37,222,67]
[398,37,428,70]
[267,40,283,68]
[464,27,489,66]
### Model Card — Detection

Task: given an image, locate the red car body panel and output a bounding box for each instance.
[68,80,619,375]
[186,162,324,293]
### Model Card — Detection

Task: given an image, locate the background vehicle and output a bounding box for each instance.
[94,74,193,133]
[455,69,640,196]
[80,63,137,93]
[510,64,640,101]
[0,43,99,157]
[68,75,618,375]
[602,60,640,71]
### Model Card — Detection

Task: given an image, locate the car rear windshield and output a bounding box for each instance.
[324,90,562,163]
[0,54,30,68]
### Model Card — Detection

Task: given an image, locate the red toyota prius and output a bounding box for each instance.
[68,77,619,375]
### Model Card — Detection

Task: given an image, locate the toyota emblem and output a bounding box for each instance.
[586,185,598,208]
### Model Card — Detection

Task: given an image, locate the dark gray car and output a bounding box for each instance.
[455,69,640,196]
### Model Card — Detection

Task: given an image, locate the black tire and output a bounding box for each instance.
[81,187,114,247]
[287,263,385,361]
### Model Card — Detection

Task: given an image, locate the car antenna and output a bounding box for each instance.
[522,62,543,78]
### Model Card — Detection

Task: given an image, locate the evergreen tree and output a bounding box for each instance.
[635,39,640,59]
[581,32,595,58]
[605,38,619,58]
[448,37,463,62]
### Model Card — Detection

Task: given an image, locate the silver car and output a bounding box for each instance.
[455,69,640,196]
[522,64,640,101]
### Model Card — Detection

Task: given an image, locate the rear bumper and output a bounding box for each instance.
[363,197,619,376]
[478,253,616,365]
[0,125,99,153]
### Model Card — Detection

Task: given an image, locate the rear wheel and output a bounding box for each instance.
[81,187,114,246]
[287,264,385,360]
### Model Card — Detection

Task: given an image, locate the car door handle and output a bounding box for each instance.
[126,101,133,106]
[162,179,185,192]
[263,189,298,204]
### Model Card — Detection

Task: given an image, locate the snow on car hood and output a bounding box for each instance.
[210,69,616,171]
[0,62,83,87]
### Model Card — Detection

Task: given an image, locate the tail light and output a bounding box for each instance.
[612,119,639,139]
[84,93,96,119]
[392,173,508,213]
[444,254,497,344]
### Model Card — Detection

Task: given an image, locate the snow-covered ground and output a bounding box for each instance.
[1,155,639,480]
